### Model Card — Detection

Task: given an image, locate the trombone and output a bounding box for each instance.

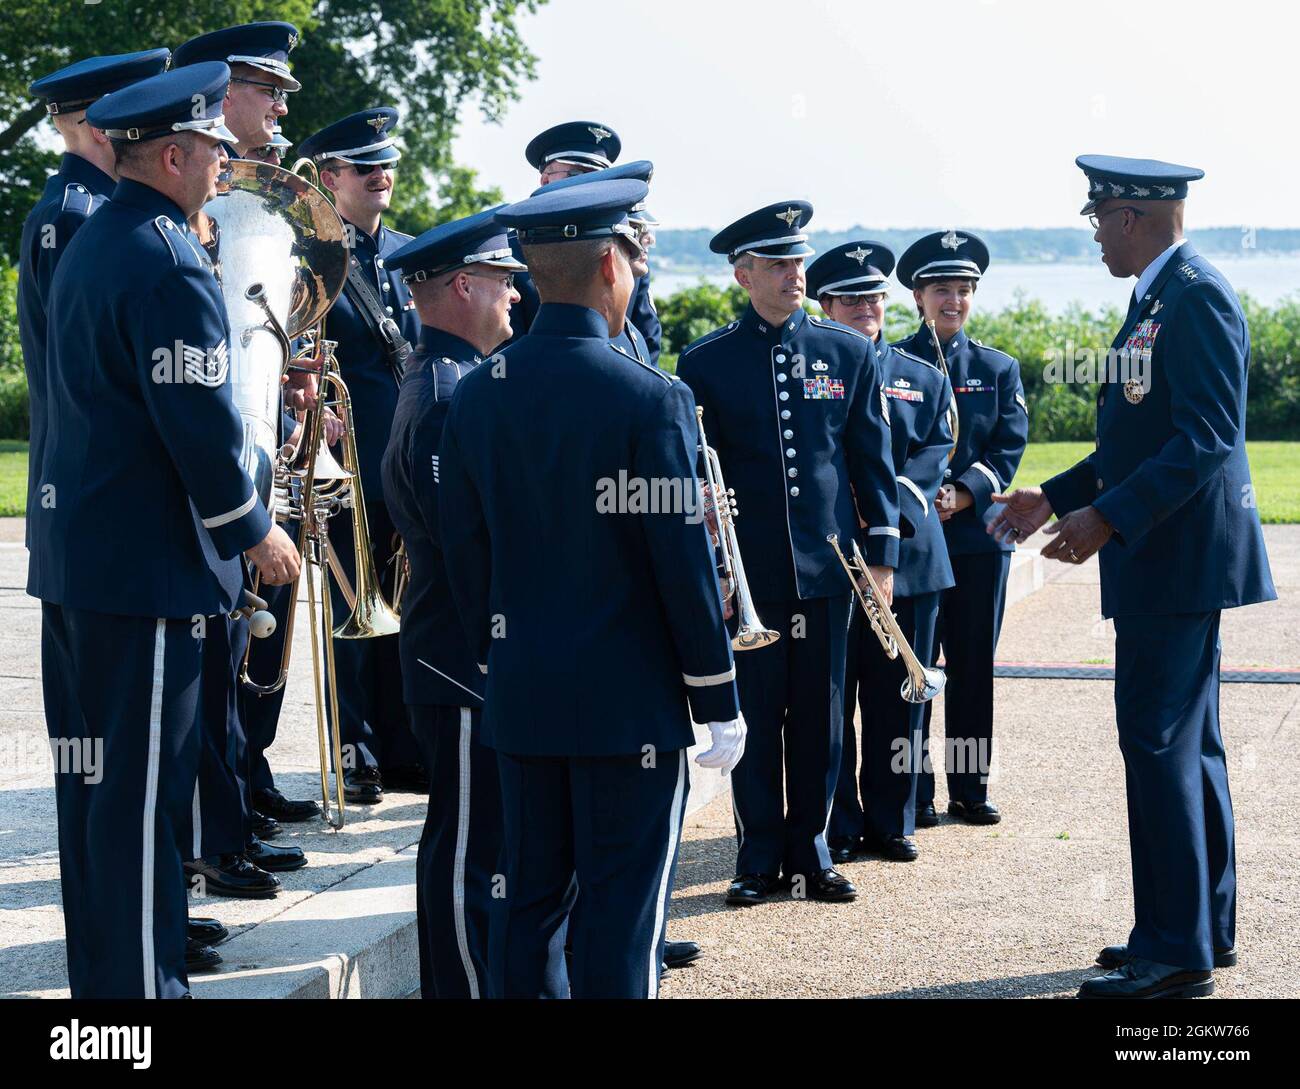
[697,407,778,651]
[827,534,945,703]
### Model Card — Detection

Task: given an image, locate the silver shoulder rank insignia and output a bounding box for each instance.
[1150,299,1163,315]
[1179,263,1199,280]
[183,339,229,388]
[1155,185,1175,197]
[1123,378,1145,404]
[367,115,386,132]
[1132,186,1150,197]
[940,230,965,250]
[845,245,872,264]
[588,125,612,142]
[776,206,801,227]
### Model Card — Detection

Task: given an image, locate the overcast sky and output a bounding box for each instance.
[451,0,1296,232]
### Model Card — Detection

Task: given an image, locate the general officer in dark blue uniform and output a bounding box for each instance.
[676,202,902,906]
[301,108,425,803]
[810,243,956,864]
[381,209,524,999]
[893,230,1028,828]
[504,121,662,361]
[992,156,1275,999]
[438,180,745,998]
[31,63,302,998]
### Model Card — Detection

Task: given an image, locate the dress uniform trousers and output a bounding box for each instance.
[493,748,689,1000]
[407,704,503,999]
[42,603,202,998]
[327,500,417,774]
[243,525,299,794]
[1114,611,1234,971]
[920,551,1010,807]
[732,594,851,879]
[832,591,940,841]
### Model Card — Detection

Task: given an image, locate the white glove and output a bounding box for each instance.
[696,713,747,775]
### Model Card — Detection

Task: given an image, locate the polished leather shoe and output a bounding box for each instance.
[343,766,383,804]
[948,799,1001,825]
[915,802,939,828]
[1077,956,1214,999]
[802,867,857,902]
[384,764,431,793]
[185,938,222,973]
[187,916,229,946]
[1097,942,1237,970]
[185,854,280,899]
[250,811,281,841]
[725,873,781,906]
[828,838,857,864]
[862,833,919,861]
[245,836,307,873]
[664,940,702,969]
[254,787,321,823]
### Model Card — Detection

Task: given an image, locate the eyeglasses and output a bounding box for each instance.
[1088,206,1146,230]
[351,162,396,176]
[231,77,288,105]
[444,270,515,291]
[835,293,887,307]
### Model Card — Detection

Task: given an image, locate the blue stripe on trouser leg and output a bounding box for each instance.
[1113,610,1231,971]
[51,609,202,998]
[408,704,503,999]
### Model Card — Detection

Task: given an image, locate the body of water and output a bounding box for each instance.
[649,255,1300,313]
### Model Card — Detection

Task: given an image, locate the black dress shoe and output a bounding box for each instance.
[254,786,321,823]
[185,855,280,899]
[725,873,781,906]
[948,799,1001,825]
[1098,942,1237,970]
[343,766,384,804]
[915,802,939,828]
[187,916,229,946]
[1078,957,1214,999]
[245,836,307,873]
[802,867,857,902]
[186,938,223,973]
[664,940,702,969]
[828,838,857,864]
[384,764,431,793]
[251,811,281,841]
[861,833,919,861]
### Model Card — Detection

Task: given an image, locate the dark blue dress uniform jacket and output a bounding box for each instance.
[30,179,272,618]
[18,153,116,556]
[878,341,956,598]
[382,326,486,709]
[438,303,740,757]
[675,305,902,602]
[893,325,1028,556]
[1042,242,1275,619]
[328,220,420,500]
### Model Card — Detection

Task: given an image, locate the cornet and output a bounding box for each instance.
[827,534,945,703]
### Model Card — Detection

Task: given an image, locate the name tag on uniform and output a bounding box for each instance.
[804,377,844,400]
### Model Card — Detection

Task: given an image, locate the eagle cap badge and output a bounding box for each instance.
[367,115,387,132]
[940,230,966,250]
[845,245,872,264]
[776,206,801,228]
[588,125,612,142]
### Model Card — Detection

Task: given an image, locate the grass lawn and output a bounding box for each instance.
[0,439,1296,522]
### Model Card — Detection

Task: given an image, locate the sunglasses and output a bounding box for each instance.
[350,162,396,176]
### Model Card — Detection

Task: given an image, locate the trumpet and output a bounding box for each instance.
[826,534,945,703]
[698,407,778,651]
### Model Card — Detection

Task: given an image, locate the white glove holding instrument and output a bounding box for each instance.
[696,713,748,775]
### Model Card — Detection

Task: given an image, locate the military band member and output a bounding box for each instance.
[299,108,425,803]
[381,209,524,999]
[810,243,955,863]
[438,179,745,998]
[505,121,662,360]
[894,230,1027,828]
[31,63,300,997]
[676,201,901,906]
[992,156,1275,999]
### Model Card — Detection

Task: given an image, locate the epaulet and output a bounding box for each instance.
[152,215,195,266]
[1176,261,1200,282]
[679,320,739,358]
[608,342,673,383]
[969,338,1017,364]
[807,314,871,342]
[59,182,94,218]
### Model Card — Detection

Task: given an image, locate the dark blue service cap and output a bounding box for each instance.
[710,200,814,263]
[299,107,400,165]
[497,177,648,252]
[525,120,622,172]
[86,62,237,145]
[173,21,301,91]
[30,49,172,116]
[387,206,526,284]
[1076,154,1204,215]
[806,240,895,298]
[896,230,989,289]
[529,159,656,223]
